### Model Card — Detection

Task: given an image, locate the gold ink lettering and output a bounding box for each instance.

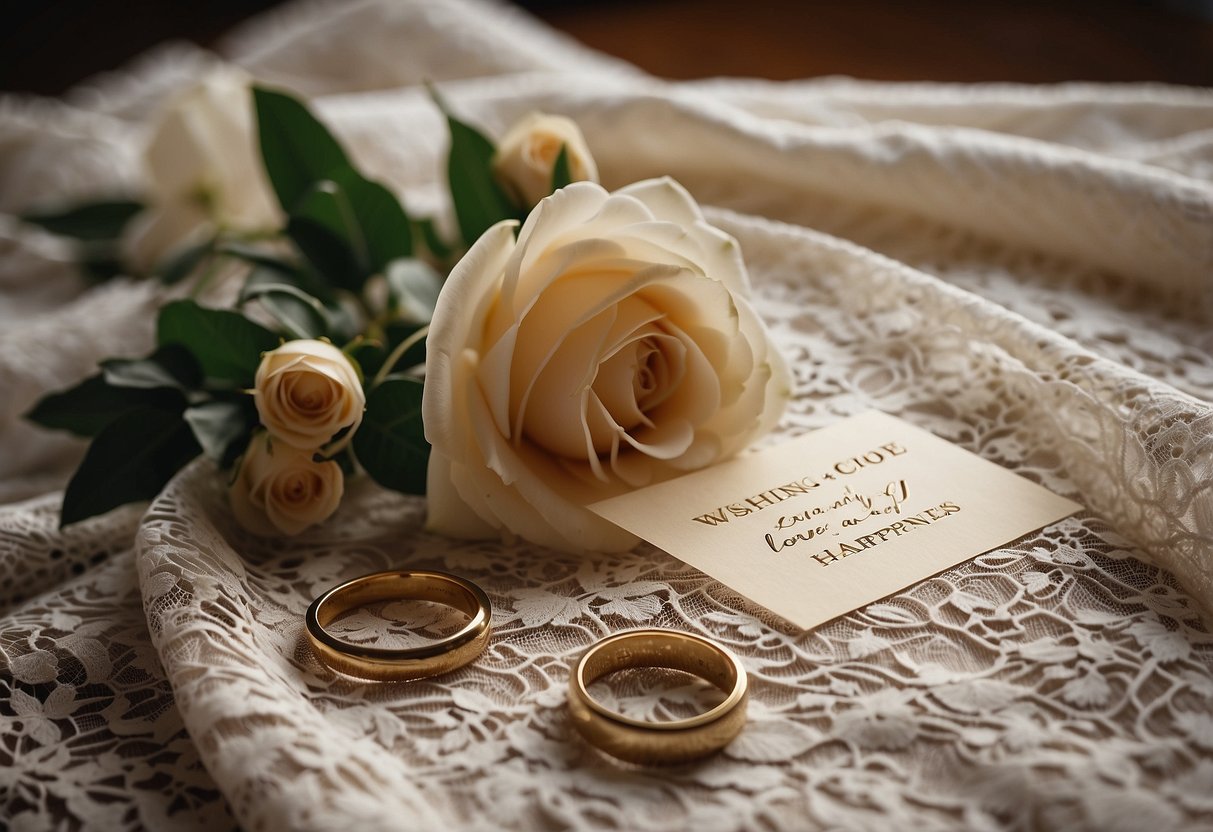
[765,525,831,553]
[691,508,730,526]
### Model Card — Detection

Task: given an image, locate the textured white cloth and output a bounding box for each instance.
[2,1,1213,830]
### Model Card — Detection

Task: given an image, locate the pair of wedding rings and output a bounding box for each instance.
[306,570,748,764]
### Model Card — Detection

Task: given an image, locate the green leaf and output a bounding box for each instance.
[184,397,258,467]
[225,244,335,303]
[216,242,298,274]
[290,173,412,283]
[335,169,412,268]
[385,258,442,323]
[25,375,184,438]
[291,179,369,277]
[550,143,572,193]
[60,406,201,527]
[156,300,279,386]
[432,92,517,247]
[253,87,350,213]
[286,215,364,292]
[240,268,332,339]
[254,86,413,287]
[100,344,202,391]
[21,199,144,241]
[352,376,429,495]
[155,237,215,286]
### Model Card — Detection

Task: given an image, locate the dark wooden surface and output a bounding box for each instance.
[2,0,1211,95]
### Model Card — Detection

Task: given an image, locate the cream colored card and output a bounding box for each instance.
[589,410,1081,630]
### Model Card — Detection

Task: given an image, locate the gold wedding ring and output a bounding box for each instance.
[568,629,749,765]
[305,570,491,681]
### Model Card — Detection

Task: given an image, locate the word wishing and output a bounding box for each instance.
[690,441,907,527]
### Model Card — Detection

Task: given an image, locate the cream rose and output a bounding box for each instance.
[229,433,344,536]
[423,177,791,553]
[125,66,281,271]
[492,112,599,207]
[253,339,365,451]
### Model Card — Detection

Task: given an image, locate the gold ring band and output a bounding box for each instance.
[568,629,748,765]
[305,570,491,681]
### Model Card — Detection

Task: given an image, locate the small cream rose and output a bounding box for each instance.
[125,66,281,271]
[423,177,791,553]
[253,339,365,451]
[492,112,599,207]
[229,433,344,536]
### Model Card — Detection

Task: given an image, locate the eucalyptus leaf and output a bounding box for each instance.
[25,375,184,438]
[352,376,429,495]
[156,300,279,386]
[253,87,350,212]
[385,258,443,323]
[21,199,144,241]
[60,406,201,527]
[184,398,258,467]
[550,143,572,193]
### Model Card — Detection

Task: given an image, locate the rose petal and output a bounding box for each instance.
[424,221,519,451]
[500,264,682,439]
[424,452,501,539]
[619,177,751,294]
[464,396,638,552]
[514,306,617,457]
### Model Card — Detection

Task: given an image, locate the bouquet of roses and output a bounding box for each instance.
[25,70,790,553]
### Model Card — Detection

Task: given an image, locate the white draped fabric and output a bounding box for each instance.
[2,1,1212,830]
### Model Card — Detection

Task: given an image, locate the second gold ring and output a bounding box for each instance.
[568,629,749,765]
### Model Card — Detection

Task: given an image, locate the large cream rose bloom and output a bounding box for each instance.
[423,177,791,553]
[253,339,365,451]
[125,66,281,271]
[229,433,344,536]
[492,112,598,208]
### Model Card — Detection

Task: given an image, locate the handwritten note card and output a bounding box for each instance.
[589,410,1081,630]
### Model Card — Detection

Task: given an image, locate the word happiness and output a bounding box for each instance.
[690,442,908,526]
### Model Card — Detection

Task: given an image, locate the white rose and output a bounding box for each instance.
[253,339,365,451]
[423,177,791,553]
[492,112,599,207]
[229,433,344,536]
[125,66,280,271]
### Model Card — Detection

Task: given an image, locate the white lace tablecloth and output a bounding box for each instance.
[3,2,1213,830]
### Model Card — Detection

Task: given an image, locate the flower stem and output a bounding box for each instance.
[372,325,429,388]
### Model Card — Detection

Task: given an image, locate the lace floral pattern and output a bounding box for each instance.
[2,0,1212,830]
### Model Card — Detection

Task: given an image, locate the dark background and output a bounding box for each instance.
[2,0,1211,95]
